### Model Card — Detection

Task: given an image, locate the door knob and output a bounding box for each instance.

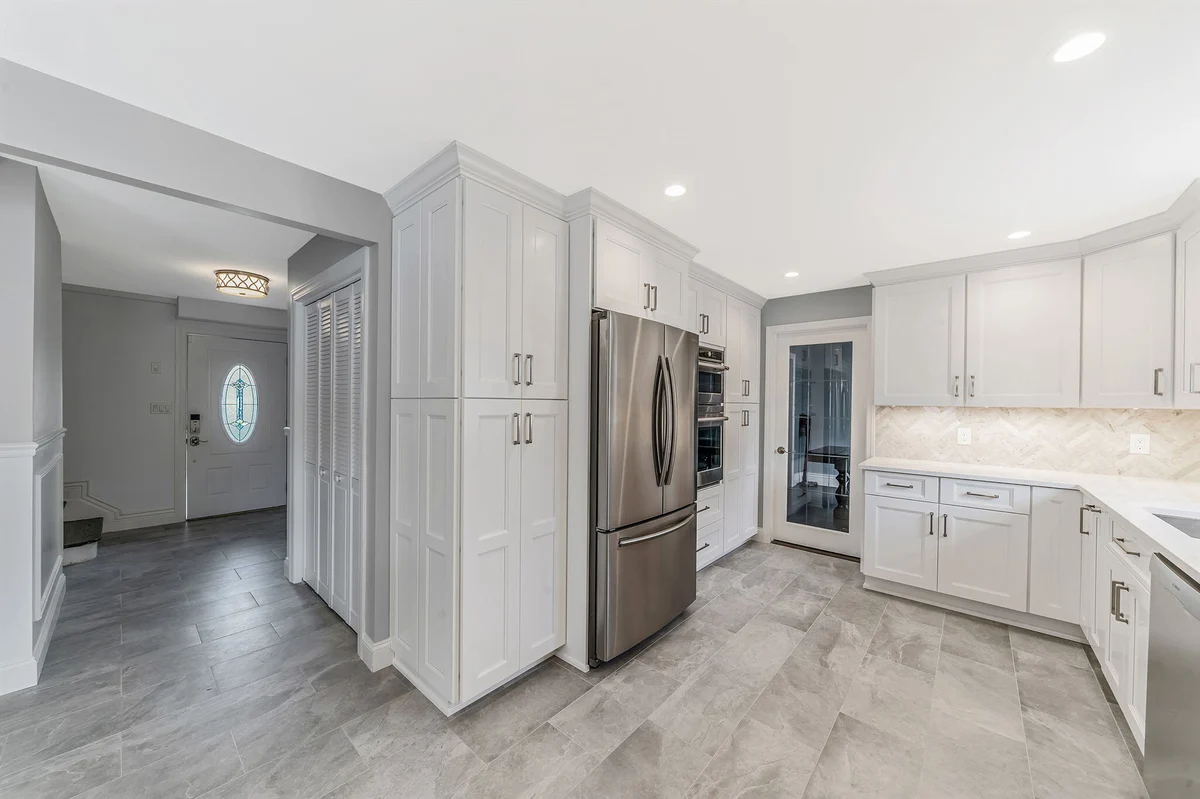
[775,446,787,454]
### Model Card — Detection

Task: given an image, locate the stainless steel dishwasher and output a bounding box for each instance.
[1144,554,1200,798]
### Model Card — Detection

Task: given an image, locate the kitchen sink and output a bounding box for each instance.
[1154,513,1200,539]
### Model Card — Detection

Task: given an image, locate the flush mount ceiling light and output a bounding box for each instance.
[215,270,269,299]
[784,271,799,278]
[1053,32,1106,63]
[1007,230,1032,240]
[664,184,687,197]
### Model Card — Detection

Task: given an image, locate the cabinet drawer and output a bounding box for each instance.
[940,477,1030,514]
[697,520,722,570]
[697,485,724,529]
[865,470,938,502]
[1105,518,1152,582]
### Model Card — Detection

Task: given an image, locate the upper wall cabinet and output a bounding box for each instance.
[965,259,1082,408]
[874,275,965,406]
[393,177,569,401]
[726,296,761,403]
[1177,214,1200,409]
[1081,234,1174,408]
[593,219,690,330]
[695,280,728,347]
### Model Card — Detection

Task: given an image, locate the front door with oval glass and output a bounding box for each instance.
[186,335,287,518]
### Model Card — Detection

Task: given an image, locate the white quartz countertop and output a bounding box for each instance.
[862,456,1200,585]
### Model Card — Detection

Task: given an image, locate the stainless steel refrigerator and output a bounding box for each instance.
[590,309,699,664]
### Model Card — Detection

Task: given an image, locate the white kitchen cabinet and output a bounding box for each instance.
[593,219,692,329]
[1176,212,1200,408]
[695,281,727,347]
[1081,234,1174,408]
[863,495,939,591]
[723,403,760,553]
[873,275,966,406]
[1128,574,1150,744]
[521,207,571,400]
[684,280,699,335]
[390,400,420,673]
[1079,504,1102,647]
[938,505,1030,611]
[1097,544,1135,707]
[1028,488,1083,623]
[965,259,1082,407]
[727,297,761,403]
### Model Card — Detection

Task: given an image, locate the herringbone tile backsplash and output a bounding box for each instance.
[874,406,1200,482]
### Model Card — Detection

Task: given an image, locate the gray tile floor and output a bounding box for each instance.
[1,520,1149,798]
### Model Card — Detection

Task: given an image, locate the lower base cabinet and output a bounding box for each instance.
[1095,540,1151,745]
[864,495,938,590]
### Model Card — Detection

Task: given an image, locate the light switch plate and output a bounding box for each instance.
[1129,433,1151,455]
[957,427,972,445]
[150,403,173,415]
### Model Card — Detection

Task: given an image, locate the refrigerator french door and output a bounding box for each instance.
[590,310,698,664]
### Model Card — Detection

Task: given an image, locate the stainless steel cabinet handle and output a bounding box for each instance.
[965,491,1000,499]
[697,505,711,513]
[651,285,658,311]
[953,375,960,398]
[885,482,914,489]
[525,354,533,386]
[1153,367,1165,396]
[512,353,521,386]
[1111,580,1130,623]
[942,513,948,538]
[524,412,533,444]
[619,513,694,547]
[697,541,711,553]
[1079,504,1094,535]
[1112,537,1142,558]
[512,413,520,445]
[969,375,976,398]
[644,283,651,310]
[928,512,935,536]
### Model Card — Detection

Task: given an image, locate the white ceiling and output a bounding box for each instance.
[5,1,1200,298]
[35,165,311,309]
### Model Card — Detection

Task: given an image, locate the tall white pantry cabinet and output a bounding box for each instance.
[388,149,569,710]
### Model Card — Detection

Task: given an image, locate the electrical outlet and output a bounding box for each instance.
[1129,433,1151,455]
[150,361,162,375]
[957,427,972,445]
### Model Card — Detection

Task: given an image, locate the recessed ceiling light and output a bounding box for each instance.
[784,271,799,278]
[1053,32,1105,63]
[1007,231,1032,240]
[664,184,686,198]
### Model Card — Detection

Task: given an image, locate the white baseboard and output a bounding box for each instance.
[554,652,590,674]
[862,576,1085,643]
[391,649,560,719]
[63,482,180,533]
[358,633,392,672]
[0,657,38,696]
[33,570,66,672]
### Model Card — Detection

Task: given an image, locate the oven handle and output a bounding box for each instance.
[698,360,729,373]
[698,416,729,423]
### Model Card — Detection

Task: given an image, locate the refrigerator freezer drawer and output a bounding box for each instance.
[594,507,697,662]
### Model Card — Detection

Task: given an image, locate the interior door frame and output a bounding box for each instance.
[288,249,367,631]
[763,316,874,557]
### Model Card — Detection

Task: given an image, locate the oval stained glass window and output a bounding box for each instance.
[220,364,258,443]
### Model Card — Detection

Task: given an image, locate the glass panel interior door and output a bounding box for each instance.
[786,342,853,534]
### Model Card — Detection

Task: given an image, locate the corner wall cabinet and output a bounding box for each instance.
[390,167,568,709]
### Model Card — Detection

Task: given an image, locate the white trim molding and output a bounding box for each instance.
[385,141,567,219]
[358,632,392,672]
[691,262,767,309]
[63,481,178,533]
[33,451,63,621]
[564,187,700,261]
[867,178,1200,286]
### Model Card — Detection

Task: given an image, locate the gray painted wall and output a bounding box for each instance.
[758,285,874,525]
[289,235,363,289]
[0,60,393,644]
[0,160,38,443]
[34,171,62,442]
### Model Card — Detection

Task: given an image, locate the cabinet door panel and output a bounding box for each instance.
[863,495,938,590]
[938,505,1030,611]
[1098,545,1134,704]
[724,406,743,482]
[418,399,460,701]
[594,220,651,319]
[648,245,689,331]
[1082,234,1174,408]
[390,400,420,671]
[873,276,966,406]
[392,205,422,398]
[723,474,742,555]
[727,297,752,400]
[742,305,761,402]
[684,280,699,335]
[419,180,463,398]
[696,282,727,348]
[1128,576,1149,745]
[462,180,523,399]
[1029,488,1082,623]
[519,401,568,666]
[522,208,569,400]
[1176,214,1200,408]
[966,259,1081,407]
[740,405,760,476]
[740,471,760,544]
[460,399,522,700]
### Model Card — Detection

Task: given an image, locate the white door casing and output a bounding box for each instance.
[186,335,287,520]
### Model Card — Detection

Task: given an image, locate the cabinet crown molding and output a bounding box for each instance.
[691,262,767,309]
[866,177,1200,287]
[564,187,701,262]
[384,141,568,219]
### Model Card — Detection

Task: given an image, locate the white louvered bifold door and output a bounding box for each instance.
[304,303,321,587]
[330,284,354,622]
[348,281,364,631]
[317,295,334,603]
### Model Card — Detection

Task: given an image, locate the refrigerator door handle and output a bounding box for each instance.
[663,354,678,485]
[652,355,665,487]
[618,512,695,547]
